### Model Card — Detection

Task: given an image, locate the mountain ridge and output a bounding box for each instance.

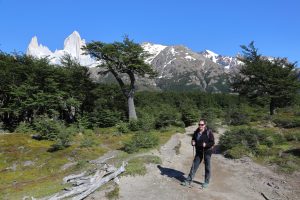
[26,31,241,92]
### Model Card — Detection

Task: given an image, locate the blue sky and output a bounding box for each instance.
[0,0,299,64]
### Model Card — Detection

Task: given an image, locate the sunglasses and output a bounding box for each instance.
[198,124,205,126]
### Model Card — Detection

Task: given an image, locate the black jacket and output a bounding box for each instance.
[192,127,215,152]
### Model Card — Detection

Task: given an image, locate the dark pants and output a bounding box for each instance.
[186,149,212,184]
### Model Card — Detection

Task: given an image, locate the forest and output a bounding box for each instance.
[0,42,299,198]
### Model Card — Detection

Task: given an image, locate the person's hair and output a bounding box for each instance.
[199,119,206,124]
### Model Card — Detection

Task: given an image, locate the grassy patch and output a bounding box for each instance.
[0,133,107,199]
[0,125,179,198]
[123,155,162,176]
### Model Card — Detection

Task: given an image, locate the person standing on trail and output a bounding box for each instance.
[181,119,215,188]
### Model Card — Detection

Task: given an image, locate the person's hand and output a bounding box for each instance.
[191,140,195,146]
[203,142,206,147]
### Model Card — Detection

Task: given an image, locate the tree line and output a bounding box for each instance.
[1,38,299,134]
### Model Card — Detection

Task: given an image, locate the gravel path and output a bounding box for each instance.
[91,125,300,200]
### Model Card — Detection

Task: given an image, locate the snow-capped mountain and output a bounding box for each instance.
[201,50,219,63]
[141,42,167,64]
[147,45,229,92]
[26,31,238,92]
[27,31,97,66]
[200,50,242,70]
[27,36,53,57]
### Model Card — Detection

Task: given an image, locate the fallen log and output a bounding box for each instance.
[63,171,87,184]
[44,162,126,200]
[72,162,126,200]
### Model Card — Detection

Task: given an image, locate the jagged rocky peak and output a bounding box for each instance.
[201,50,219,62]
[26,36,52,57]
[200,49,242,70]
[148,44,228,92]
[63,31,84,58]
[28,36,39,48]
[26,31,97,66]
[141,42,167,63]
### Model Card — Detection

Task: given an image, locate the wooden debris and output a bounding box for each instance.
[32,161,127,200]
[63,171,87,184]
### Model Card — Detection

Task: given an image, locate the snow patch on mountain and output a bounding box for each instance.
[170,47,176,56]
[202,50,219,63]
[200,49,242,70]
[185,55,196,61]
[141,42,167,63]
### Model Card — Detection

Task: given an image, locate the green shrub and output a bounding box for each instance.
[207,122,218,133]
[219,127,286,157]
[200,107,217,123]
[229,111,249,125]
[76,115,91,131]
[294,106,300,116]
[200,107,219,131]
[181,110,198,127]
[128,120,140,131]
[90,109,121,128]
[0,122,4,133]
[256,144,281,156]
[220,127,290,160]
[33,117,65,141]
[155,112,180,129]
[83,129,95,136]
[15,122,35,134]
[124,132,159,153]
[273,116,300,128]
[224,145,250,159]
[116,121,129,134]
[51,136,70,150]
[50,128,73,151]
[138,115,155,132]
[173,120,185,128]
[80,136,97,148]
[269,154,300,173]
[283,130,300,141]
[266,132,286,146]
[225,106,250,126]
[32,116,73,150]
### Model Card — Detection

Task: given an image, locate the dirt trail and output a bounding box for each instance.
[92,125,300,200]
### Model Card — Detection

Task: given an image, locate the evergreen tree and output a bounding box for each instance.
[231,42,300,115]
[83,36,157,120]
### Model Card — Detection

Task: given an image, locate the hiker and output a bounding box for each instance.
[181,119,215,188]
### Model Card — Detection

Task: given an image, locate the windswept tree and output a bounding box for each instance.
[232,42,300,115]
[83,36,157,120]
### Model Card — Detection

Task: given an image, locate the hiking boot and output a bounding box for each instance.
[180,181,190,186]
[202,182,209,188]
